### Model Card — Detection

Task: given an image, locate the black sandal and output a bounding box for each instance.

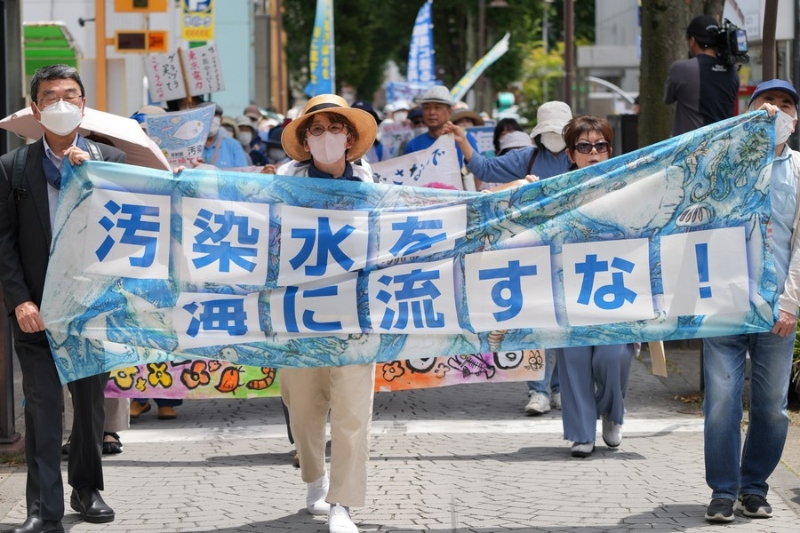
[102,432,123,455]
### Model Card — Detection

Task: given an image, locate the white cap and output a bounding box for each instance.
[530,101,572,139]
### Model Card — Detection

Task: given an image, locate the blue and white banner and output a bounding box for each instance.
[451,32,511,102]
[303,0,335,98]
[43,112,779,383]
[407,1,435,83]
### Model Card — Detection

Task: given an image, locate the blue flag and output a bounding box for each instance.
[304,0,335,97]
[407,1,435,83]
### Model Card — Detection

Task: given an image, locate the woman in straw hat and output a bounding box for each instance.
[277,94,378,533]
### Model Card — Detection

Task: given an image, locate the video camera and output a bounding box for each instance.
[715,19,749,65]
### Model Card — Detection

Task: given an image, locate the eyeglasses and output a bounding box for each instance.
[574,141,610,154]
[306,122,349,137]
[38,92,84,108]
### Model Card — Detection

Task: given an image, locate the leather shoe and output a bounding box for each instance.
[7,517,64,533]
[70,488,115,523]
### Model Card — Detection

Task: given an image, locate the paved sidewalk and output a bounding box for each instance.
[2,348,800,532]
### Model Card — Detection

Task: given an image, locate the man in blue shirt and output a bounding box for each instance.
[202,104,249,169]
[404,85,478,167]
[702,79,800,524]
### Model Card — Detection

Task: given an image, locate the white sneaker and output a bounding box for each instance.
[602,417,622,448]
[306,472,330,515]
[524,392,551,415]
[328,503,358,533]
[570,441,595,458]
[550,392,561,410]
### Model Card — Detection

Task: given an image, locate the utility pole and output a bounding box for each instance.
[563,0,574,109]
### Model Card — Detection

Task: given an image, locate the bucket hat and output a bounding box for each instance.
[530,101,573,139]
[281,94,378,162]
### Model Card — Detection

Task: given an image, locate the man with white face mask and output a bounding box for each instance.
[276,94,378,533]
[200,104,249,169]
[444,100,573,185]
[702,79,800,524]
[0,64,125,533]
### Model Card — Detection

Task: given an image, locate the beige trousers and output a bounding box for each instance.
[63,388,129,435]
[280,362,376,508]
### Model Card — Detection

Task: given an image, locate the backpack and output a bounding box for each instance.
[11,139,102,202]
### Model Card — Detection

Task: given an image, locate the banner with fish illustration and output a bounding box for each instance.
[43,112,779,384]
[105,350,545,399]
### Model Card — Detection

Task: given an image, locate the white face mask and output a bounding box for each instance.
[239,132,253,146]
[540,131,566,153]
[394,111,408,123]
[306,131,348,164]
[37,100,83,136]
[413,126,428,137]
[268,147,286,162]
[209,116,222,137]
[775,109,796,145]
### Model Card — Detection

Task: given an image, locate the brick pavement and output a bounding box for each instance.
[1,348,800,532]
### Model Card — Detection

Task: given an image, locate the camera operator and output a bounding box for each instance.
[665,15,740,136]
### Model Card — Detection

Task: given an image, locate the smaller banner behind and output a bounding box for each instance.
[105,350,545,399]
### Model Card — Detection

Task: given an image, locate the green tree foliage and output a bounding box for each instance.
[281,0,593,112]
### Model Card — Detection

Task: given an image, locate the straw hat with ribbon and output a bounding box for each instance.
[281,94,378,163]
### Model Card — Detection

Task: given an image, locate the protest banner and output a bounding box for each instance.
[304,0,335,97]
[383,82,435,107]
[377,121,415,161]
[42,112,779,384]
[407,0,435,83]
[371,134,462,189]
[145,105,215,169]
[105,350,545,399]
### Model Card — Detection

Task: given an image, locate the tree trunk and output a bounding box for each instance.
[639,0,723,146]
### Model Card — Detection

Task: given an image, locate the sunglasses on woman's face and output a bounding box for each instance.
[574,141,610,154]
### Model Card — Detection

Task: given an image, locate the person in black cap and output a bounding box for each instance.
[702,79,800,524]
[664,15,739,136]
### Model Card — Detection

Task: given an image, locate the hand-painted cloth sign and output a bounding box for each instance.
[371,134,462,189]
[43,112,778,384]
[407,1,435,83]
[304,0,335,98]
[104,350,545,399]
[145,105,215,169]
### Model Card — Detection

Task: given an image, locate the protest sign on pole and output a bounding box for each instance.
[451,32,511,102]
[144,52,186,103]
[304,0,335,97]
[144,106,215,169]
[407,0,435,83]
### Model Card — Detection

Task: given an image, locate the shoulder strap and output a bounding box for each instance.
[526,147,539,176]
[84,139,103,161]
[12,144,30,191]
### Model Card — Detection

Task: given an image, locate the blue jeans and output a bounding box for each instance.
[528,348,561,396]
[703,330,795,501]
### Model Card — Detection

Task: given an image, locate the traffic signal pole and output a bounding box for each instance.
[95,0,108,111]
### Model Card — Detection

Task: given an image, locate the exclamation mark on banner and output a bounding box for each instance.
[695,243,712,299]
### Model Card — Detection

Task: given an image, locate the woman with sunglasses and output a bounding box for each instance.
[557,115,636,458]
